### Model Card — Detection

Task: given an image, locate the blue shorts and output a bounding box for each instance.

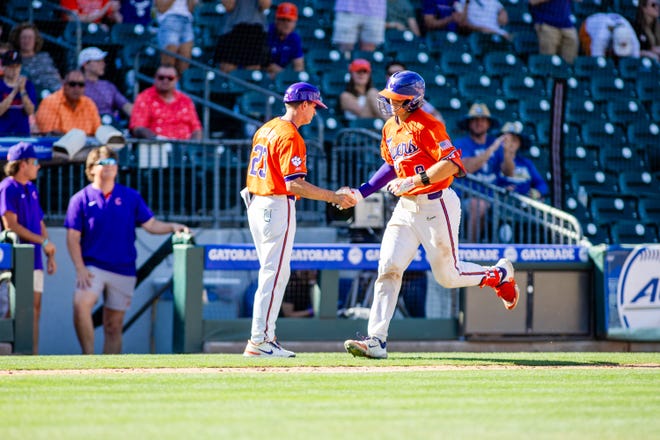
[158,14,194,47]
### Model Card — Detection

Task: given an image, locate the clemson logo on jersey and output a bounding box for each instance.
[291,156,302,167]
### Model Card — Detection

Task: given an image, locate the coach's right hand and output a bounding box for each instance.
[75,266,94,290]
[331,190,357,210]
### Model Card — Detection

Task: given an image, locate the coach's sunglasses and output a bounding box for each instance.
[95,158,117,166]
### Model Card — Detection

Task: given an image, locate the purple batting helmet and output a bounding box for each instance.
[379,70,425,112]
[283,82,328,109]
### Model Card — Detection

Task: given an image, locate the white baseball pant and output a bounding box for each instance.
[368,188,491,340]
[247,194,296,343]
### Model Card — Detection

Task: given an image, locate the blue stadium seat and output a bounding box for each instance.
[565,76,592,99]
[565,96,605,125]
[589,75,636,102]
[564,145,600,172]
[457,73,501,100]
[581,120,627,149]
[320,70,349,98]
[583,222,612,245]
[501,74,547,101]
[468,33,513,58]
[527,54,572,79]
[599,146,648,174]
[238,91,278,121]
[482,51,525,78]
[619,170,660,199]
[571,169,619,196]
[617,57,660,80]
[439,51,481,77]
[610,220,659,244]
[518,96,552,126]
[590,195,640,224]
[512,29,538,59]
[635,73,660,103]
[605,99,649,127]
[274,69,318,93]
[478,96,517,125]
[627,121,660,146]
[638,197,660,225]
[572,56,617,79]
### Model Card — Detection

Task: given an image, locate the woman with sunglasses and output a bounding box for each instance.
[65,146,189,354]
[634,0,660,61]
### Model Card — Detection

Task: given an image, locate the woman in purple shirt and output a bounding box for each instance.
[65,146,188,354]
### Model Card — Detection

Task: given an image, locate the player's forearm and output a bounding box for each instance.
[287,178,335,203]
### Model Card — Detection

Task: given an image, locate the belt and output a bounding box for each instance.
[402,190,443,201]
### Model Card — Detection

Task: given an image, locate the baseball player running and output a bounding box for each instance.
[343,71,519,359]
[243,82,355,357]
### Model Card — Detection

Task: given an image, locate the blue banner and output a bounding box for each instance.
[0,243,12,269]
[0,137,56,160]
[204,244,588,271]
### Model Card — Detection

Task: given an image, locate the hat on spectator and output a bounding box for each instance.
[457,102,500,130]
[276,2,298,20]
[501,121,530,149]
[349,58,371,73]
[283,82,328,109]
[7,142,37,162]
[1,50,22,66]
[78,47,108,67]
[612,26,634,57]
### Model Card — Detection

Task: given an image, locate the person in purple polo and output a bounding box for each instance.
[0,142,57,354]
[265,2,305,77]
[65,146,188,354]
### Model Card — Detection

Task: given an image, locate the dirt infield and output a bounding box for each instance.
[2,364,658,376]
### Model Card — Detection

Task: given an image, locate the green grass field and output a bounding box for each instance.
[1,353,658,440]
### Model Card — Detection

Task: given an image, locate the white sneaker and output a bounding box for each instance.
[243,339,296,357]
[344,336,387,359]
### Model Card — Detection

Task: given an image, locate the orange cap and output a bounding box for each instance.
[349,58,371,73]
[276,2,298,20]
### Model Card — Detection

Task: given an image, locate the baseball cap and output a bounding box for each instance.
[1,50,22,66]
[7,141,37,162]
[283,82,328,109]
[276,2,298,20]
[501,121,530,149]
[78,47,107,67]
[457,102,500,130]
[612,26,634,57]
[349,58,371,73]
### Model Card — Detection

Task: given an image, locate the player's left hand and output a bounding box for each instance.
[387,177,416,196]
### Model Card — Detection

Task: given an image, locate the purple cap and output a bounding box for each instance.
[283,82,327,109]
[7,142,37,162]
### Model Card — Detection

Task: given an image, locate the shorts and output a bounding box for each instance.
[332,11,385,46]
[77,266,137,312]
[34,269,44,293]
[215,23,269,67]
[158,14,194,48]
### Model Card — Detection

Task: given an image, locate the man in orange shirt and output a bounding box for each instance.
[35,70,101,136]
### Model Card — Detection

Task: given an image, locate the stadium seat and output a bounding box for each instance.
[439,51,481,77]
[457,73,501,100]
[426,31,470,56]
[565,76,592,99]
[627,121,660,146]
[477,96,517,125]
[468,33,513,58]
[229,69,274,91]
[590,195,640,224]
[501,74,547,101]
[321,69,349,98]
[482,51,525,78]
[512,29,538,59]
[564,145,599,174]
[619,170,660,199]
[610,220,658,244]
[589,75,636,102]
[617,57,659,80]
[565,96,605,125]
[650,101,660,121]
[238,91,278,121]
[518,96,551,125]
[194,1,226,32]
[635,73,660,103]
[581,120,627,149]
[562,194,592,225]
[64,21,112,46]
[274,69,318,93]
[572,56,617,80]
[181,67,210,95]
[613,0,641,24]
[600,146,648,174]
[571,169,619,196]
[605,99,648,127]
[346,118,385,131]
[306,48,347,78]
[638,197,660,225]
[572,0,603,21]
[583,222,612,245]
[111,23,154,45]
[527,54,571,79]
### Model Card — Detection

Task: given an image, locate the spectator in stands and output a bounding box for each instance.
[61,0,122,25]
[634,0,660,61]
[155,0,198,75]
[120,0,153,26]
[422,0,463,34]
[528,0,579,64]
[65,145,188,354]
[35,70,101,136]
[386,60,444,123]
[454,102,503,242]
[0,51,36,136]
[266,2,305,78]
[79,47,133,124]
[386,0,422,37]
[496,121,548,200]
[455,0,512,40]
[340,58,383,121]
[332,0,387,53]
[579,13,640,59]
[130,65,202,140]
[8,23,62,94]
[215,0,272,73]
[0,42,12,77]
[0,142,57,355]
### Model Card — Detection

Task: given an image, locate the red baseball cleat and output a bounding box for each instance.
[480,258,520,310]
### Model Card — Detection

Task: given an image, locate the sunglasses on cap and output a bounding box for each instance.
[95,158,117,166]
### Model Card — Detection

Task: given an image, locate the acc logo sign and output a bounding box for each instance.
[617,245,660,329]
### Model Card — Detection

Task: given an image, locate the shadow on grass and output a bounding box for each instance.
[391,356,622,367]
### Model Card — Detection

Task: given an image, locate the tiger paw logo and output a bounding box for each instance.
[291,156,302,167]
[616,245,660,329]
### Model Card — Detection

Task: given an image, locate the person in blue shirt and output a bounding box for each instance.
[496,121,549,200]
[453,102,503,241]
[0,51,36,136]
[266,2,304,77]
[422,0,464,34]
[65,146,189,354]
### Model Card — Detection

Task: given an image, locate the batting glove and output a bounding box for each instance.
[387,177,415,196]
[350,188,364,203]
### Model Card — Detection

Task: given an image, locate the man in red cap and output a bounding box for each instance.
[266,2,305,77]
[242,82,355,357]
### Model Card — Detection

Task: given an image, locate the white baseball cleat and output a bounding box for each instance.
[344,336,388,359]
[243,339,296,357]
[480,258,520,310]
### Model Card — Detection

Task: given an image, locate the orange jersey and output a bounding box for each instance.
[380,109,465,196]
[246,117,307,196]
